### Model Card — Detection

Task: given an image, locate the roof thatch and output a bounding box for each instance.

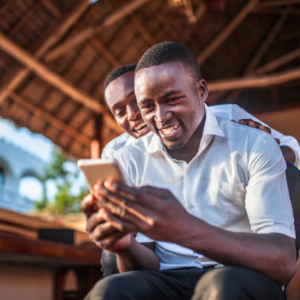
[0,0,300,158]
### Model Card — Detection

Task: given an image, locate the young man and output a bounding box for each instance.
[102,65,300,166]
[83,42,296,300]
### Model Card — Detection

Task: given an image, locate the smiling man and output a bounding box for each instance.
[83,42,297,300]
[101,64,300,165]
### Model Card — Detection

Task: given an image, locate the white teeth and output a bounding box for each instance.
[160,125,179,135]
[135,124,146,132]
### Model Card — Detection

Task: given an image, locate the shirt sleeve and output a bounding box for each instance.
[101,144,116,160]
[135,232,154,243]
[230,104,300,167]
[245,133,295,238]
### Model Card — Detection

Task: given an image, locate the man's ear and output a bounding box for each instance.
[197,79,209,103]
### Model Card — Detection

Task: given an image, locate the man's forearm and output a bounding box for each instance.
[280,146,296,165]
[116,236,160,273]
[181,216,296,286]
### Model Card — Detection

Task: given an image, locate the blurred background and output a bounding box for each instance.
[0,0,300,299]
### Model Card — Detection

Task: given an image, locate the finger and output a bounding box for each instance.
[97,231,129,250]
[93,190,121,212]
[275,138,280,144]
[238,119,248,125]
[258,125,271,134]
[248,120,257,128]
[86,208,107,233]
[81,194,98,218]
[101,209,139,233]
[90,222,117,242]
[231,120,237,123]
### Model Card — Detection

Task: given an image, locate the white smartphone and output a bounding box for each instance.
[77,159,125,192]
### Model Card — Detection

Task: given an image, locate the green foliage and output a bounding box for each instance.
[35,148,88,214]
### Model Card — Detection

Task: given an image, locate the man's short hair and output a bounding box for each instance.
[135,41,201,82]
[104,64,136,91]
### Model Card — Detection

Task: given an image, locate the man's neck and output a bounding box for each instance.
[166,114,206,164]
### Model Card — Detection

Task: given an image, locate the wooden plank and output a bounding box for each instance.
[0,32,121,133]
[0,223,37,239]
[9,92,91,145]
[222,10,289,104]
[197,0,259,65]
[130,14,156,46]
[259,0,300,7]
[208,67,300,92]
[0,0,90,104]
[44,0,151,62]
[90,38,120,68]
[254,47,300,75]
[40,0,62,18]
[0,231,101,264]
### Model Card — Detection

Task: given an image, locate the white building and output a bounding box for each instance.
[0,138,45,214]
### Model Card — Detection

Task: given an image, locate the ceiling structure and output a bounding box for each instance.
[0,0,299,158]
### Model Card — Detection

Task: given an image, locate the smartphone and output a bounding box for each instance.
[77,159,125,192]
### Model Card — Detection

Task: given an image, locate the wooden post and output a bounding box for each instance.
[91,114,103,159]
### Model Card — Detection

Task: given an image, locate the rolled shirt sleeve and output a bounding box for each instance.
[246,133,295,238]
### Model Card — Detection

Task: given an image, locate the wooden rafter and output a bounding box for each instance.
[0,32,121,133]
[9,92,91,145]
[253,8,300,16]
[208,67,300,92]
[197,0,259,65]
[258,0,300,7]
[254,47,300,75]
[130,14,156,46]
[91,38,120,68]
[220,10,289,104]
[44,0,151,62]
[40,0,62,18]
[0,0,90,104]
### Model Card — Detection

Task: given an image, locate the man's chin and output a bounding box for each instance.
[162,139,187,151]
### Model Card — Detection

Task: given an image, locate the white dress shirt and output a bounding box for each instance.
[114,104,295,271]
[102,104,300,166]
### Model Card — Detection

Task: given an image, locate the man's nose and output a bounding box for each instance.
[154,106,171,125]
[127,103,141,121]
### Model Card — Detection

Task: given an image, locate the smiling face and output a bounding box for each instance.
[135,62,207,150]
[105,71,150,138]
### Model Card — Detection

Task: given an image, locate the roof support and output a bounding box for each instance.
[222,10,289,103]
[208,67,300,92]
[197,0,259,65]
[254,47,300,75]
[90,38,120,68]
[258,0,300,7]
[0,32,121,133]
[9,92,91,145]
[44,0,151,62]
[40,0,62,18]
[0,0,90,104]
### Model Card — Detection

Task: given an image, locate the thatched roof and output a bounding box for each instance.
[0,0,300,158]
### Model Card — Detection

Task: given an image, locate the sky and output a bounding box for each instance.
[0,118,86,201]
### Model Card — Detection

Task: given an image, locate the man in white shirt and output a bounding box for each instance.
[83,42,296,300]
[102,65,300,166]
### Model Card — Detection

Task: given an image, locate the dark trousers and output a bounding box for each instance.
[85,267,284,300]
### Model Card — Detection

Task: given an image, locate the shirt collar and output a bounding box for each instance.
[125,134,137,147]
[144,103,225,155]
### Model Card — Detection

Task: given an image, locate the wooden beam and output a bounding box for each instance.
[208,67,300,92]
[0,33,121,133]
[90,38,120,68]
[44,0,151,62]
[0,0,90,104]
[258,0,300,7]
[40,0,62,18]
[252,8,300,16]
[246,10,289,75]
[197,0,259,65]
[130,14,156,46]
[254,47,300,75]
[9,92,91,145]
[184,0,197,23]
[220,10,289,104]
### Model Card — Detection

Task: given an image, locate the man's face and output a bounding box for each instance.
[105,71,150,138]
[135,62,207,150]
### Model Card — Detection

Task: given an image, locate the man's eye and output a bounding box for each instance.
[116,110,125,116]
[167,97,180,102]
[142,104,154,109]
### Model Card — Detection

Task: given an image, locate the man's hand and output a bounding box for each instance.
[81,193,137,252]
[96,182,194,244]
[233,119,280,144]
